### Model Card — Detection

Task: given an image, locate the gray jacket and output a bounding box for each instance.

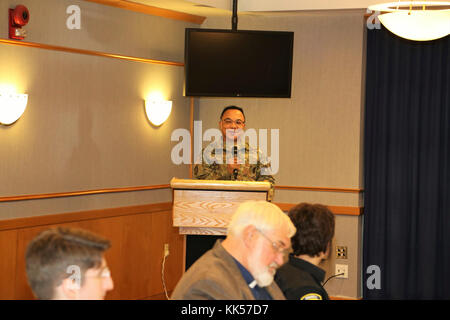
[171,240,286,300]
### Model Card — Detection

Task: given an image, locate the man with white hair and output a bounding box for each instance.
[171,200,296,300]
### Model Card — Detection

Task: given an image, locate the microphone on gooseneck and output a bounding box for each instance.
[233,146,239,180]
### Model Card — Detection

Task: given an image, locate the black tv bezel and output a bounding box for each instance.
[184,28,294,98]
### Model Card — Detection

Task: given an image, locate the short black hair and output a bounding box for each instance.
[220,105,245,120]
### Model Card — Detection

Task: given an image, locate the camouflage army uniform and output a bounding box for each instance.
[193,141,275,201]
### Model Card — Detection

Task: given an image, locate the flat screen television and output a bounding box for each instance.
[184,28,294,98]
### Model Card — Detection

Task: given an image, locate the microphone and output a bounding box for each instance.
[233,146,238,157]
[232,146,238,179]
[233,146,238,180]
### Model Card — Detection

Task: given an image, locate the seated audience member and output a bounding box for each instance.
[25,227,114,300]
[171,200,296,300]
[275,203,335,300]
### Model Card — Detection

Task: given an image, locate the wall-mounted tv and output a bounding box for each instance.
[184,28,294,98]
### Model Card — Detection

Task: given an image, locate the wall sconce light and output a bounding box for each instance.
[145,99,172,126]
[0,92,28,125]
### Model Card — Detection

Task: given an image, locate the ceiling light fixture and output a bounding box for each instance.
[368,1,450,41]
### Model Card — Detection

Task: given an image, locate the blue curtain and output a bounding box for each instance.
[363,27,450,299]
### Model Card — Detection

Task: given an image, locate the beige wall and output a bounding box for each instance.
[197,11,366,298]
[0,0,195,219]
[199,12,365,201]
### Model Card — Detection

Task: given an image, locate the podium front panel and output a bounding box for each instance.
[173,189,267,235]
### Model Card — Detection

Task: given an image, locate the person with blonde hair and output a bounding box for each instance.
[171,200,296,300]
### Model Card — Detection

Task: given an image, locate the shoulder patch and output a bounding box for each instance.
[300,293,323,300]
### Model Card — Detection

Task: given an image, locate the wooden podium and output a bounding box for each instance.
[170,178,271,236]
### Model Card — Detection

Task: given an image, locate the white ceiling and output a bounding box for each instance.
[134,0,231,17]
[131,0,447,17]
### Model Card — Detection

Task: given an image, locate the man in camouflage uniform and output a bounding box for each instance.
[193,105,275,201]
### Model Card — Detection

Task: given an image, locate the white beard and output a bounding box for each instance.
[247,242,279,287]
[253,265,277,287]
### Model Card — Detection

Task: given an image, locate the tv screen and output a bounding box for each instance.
[184,28,294,98]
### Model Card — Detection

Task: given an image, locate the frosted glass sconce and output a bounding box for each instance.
[145,99,172,126]
[0,92,28,125]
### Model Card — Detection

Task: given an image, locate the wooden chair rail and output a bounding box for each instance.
[1,184,363,203]
[0,184,171,203]
[275,185,363,193]
[83,0,206,24]
[0,38,184,67]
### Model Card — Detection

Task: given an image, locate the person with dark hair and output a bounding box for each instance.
[275,203,335,300]
[193,105,275,200]
[25,227,114,300]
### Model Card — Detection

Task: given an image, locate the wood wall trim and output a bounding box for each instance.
[83,0,206,25]
[0,202,172,232]
[0,184,170,203]
[0,39,184,67]
[275,185,363,193]
[275,203,363,216]
[1,183,363,203]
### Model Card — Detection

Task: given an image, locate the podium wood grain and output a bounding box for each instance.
[173,190,266,234]
[179,227,228,235]
[171,179,270,235]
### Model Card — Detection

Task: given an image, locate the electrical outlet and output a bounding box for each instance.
[335,246,348,259]
[335,264,348,279]
[164,243,170,257]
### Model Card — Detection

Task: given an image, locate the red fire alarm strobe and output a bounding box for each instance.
[9,5,30,40]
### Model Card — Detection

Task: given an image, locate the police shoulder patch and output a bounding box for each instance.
[300,293,323,300]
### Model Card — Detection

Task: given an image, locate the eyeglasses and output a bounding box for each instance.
[222,118,245,127]
[256,229,291,256]
[85,266,111,279]
[98,267,111,278]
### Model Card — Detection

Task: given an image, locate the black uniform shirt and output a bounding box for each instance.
[275,254,329,300]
